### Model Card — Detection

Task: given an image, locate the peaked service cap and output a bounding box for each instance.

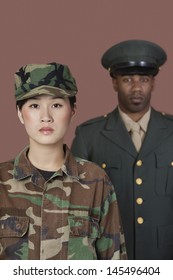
[101,39,167,76]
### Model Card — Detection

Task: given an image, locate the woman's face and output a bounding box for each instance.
[17,95,76,148]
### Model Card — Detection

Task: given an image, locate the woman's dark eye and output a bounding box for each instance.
[30,104,39,108]
[52,104,62,108]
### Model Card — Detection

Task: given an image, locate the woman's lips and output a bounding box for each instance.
[39,127,54,134]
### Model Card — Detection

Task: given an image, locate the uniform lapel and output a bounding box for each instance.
[139,108,173,157]
[101,108,137,157]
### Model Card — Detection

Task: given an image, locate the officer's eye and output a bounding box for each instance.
[122,77,132,83]
[140,77,150,83]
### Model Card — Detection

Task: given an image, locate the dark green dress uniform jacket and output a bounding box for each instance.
[71,107,173,260]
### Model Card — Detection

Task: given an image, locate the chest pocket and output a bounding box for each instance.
[155,153,173,196]
[0,216,29,237]
[99,155,122,195]
[67,216,100,260]
[0,216,29,259]
[99,151,121,172]
[68,216,100,238]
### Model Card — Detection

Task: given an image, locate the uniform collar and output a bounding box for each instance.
[118,107,151,132]
[14,145,79,181]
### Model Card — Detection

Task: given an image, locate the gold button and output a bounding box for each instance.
[171,162,173,166]
[101,163,107,169]
[136,160,143,166]
[137,217,144,224]
[136,178,142,185]
[136,197,143,205]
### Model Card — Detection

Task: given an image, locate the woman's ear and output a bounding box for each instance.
[71,103,77,118]
[17,107,24,124]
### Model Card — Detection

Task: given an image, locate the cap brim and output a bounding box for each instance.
[110,66,159,77]
[16,85,77,101]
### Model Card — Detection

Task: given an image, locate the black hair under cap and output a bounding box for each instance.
[101,39,167,76]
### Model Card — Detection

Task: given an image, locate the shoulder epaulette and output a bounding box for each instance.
[78,113,109,127]
[161,111,173,121]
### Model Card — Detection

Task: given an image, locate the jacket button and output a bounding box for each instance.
[0,243,3,254]
[136,197,143,205]
[137,217,144,224]
[171,161,173,166]
[136,178,143,185]
[101,163,107,169]
[136,160,143,166]
[16,223,21,230]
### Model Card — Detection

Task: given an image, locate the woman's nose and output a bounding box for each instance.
[40,109,53,122]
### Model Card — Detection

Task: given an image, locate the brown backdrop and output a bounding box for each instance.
[1,0,173,162]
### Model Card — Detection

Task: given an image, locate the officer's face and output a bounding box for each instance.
[112,75,155,115]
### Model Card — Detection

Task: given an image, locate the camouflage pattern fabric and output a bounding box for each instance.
[15,62,78,101]
[0,145,127,260]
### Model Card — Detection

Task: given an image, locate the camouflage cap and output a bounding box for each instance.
[15,62,78,101]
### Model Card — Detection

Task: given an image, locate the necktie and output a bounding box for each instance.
[130,122,142,152]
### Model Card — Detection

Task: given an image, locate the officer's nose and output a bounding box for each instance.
[131,76,144,90]
[131,80,142,90]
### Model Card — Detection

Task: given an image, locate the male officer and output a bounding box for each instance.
[71,40,173,259]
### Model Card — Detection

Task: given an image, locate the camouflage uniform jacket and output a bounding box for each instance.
[0,145,126,260]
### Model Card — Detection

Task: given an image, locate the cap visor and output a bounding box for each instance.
[16,85,76,101]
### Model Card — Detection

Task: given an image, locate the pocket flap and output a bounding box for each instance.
[99,155,121,169]
[68,216,99,238]
[0,216,29,237]
[155,153,173,168]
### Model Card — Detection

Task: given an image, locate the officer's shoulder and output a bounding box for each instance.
[75,156,110,176]
[160,111,173,121]
[77,113,109,128]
